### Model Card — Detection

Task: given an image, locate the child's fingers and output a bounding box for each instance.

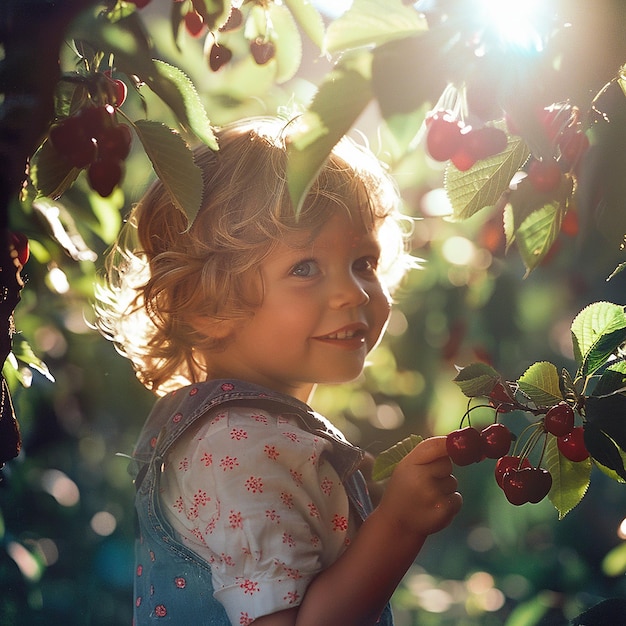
[406,436,449,465]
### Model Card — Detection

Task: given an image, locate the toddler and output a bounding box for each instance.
[96,116,462,625]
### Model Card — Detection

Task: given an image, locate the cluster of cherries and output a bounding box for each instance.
[48,74,131,197]
[508,103,591,195]
[425,110,508,171]
[446,383,588,506]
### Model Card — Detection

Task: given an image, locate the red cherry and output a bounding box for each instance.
[49,117,96,168]
[9,231,29,266]
[78,104,117,141]
[488,382,516,413]
[544,402,575,437]
[446,427,483,466]
[495,455,532,489]
[480,423,512,459]
[209,44,232,71]
[557,426,589,462]
[502,466,551,505]
[527,159,562,193]
[87,158,123,197]
[463,126,508,161]
[426,111,464,162]
[250,38,276,65]
[561,210,579,237]
[97,123,132,161]
[451,148,476,172]
[184,11,206,37]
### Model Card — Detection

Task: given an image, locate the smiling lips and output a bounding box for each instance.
[313,324,367,349]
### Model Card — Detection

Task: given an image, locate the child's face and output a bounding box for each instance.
[210,210,392,401]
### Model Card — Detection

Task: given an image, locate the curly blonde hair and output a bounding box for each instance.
[95,116,413,394]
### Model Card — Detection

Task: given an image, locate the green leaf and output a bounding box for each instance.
[447,129,530,220]
[453,362,501,397]
[571,302,626,377]
[11,336,55,383]
[372,434,423,481]
[592,361,626,397]
[602,541,626,577]
[585,394,626,456]
[150,61,218,149]
[514,202,562,275]
[545,435,591,519]
[267,3,303,84]
[286,52,373,214]
[134,120,204,226]
[607,261,626,282]
[284,0,325,50]
[517,361,563,407]
[585,422,626,482]
[30,140,81,200]
[325,0,427,54]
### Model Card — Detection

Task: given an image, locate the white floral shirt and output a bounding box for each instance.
[160,404,354,624]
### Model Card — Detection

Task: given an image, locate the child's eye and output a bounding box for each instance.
[354,256,379,274]
[290,259,320,278]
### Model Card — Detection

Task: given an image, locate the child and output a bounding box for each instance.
[96,116,462,625]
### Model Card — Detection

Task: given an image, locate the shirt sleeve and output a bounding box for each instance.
[160,405,353,624]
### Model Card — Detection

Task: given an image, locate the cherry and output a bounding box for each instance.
[9,231,29,266]
[557,426,589,462]
[98,123,132,161]
[495,455,532,489]
[88,158,123,197]
[446,427,483,466]
[527,159,562,193]
[209,44,232,71]
[480,423,512,459]
[502,466,552,505]
[250,38,276,65]
[78,104,116,139]
[425,111,464,162]
[451,148,476,172]
[463,126,508,161]
[49,117,96,168]
[488,382,516,413]
[104,72,127,108]
[184,11,206,37]
[544,401,574,437]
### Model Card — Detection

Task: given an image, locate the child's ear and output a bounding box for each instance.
[190,315,237,341]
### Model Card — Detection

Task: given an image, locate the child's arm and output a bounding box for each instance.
[252,436,462,626]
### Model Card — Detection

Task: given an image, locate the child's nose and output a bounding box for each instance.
[329,272,370,309]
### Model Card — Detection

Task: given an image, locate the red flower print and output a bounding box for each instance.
[173,497,185,513]
[251,413,268,424]
[282,431,300,443]
[310,535,321,547]
[155,604,167,617]
[193,489,210,506]
[284,590,301,605]
[229,511,243,529]
[230,428,248,441]
[174,577,186,588]
[307,502,320,518]
[220,455,239,471]
[245,476,263,493]
[290,469,303,487]
[178,457,189,471]
[187,504,199,520]
[210,412,226,425]
[332,514,348,532]
[282,532,295,547]
[191,528,207,545]
[280,492,294,509]
[201,452,213,466]
[240,613,253,626]
[189,387,198,396]
[240,579,260,595]
[320,477,333,496]
[205,519,216,535]
[265,509,280,523]
[221,382,235,391]
[172,412,183,423]
[264,445,279,460]
[221,553,235,567]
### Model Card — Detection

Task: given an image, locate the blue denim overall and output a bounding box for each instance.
[130,379,394,625]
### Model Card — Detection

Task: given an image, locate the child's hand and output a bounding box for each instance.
[377,436,462,537]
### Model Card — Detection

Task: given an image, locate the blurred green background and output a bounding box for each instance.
[3,1,626,624]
